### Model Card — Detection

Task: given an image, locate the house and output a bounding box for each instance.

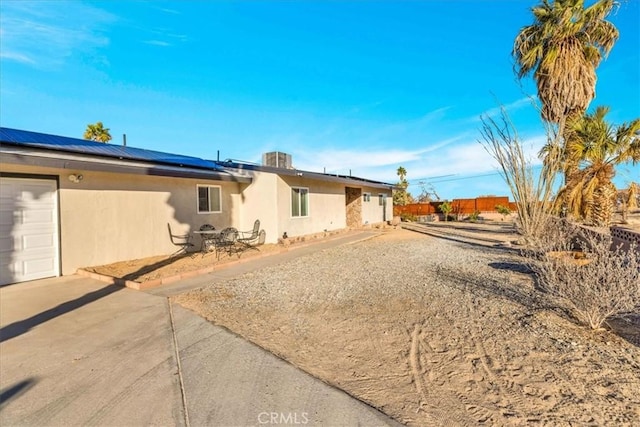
[0,127,394,285]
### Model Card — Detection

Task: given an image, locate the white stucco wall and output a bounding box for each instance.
[1,163,240,274]
[361,186,392,225]
[229,169,364,242]
[2,160,393,277]
[275,175,347,239]
[234,170,280,244]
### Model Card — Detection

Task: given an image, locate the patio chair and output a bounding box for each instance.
[215,227,239,260]
[237,220,262,249]
[199,223,217,252]
[167,223,194,257]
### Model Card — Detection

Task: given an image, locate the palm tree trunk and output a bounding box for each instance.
[591,184,616,227]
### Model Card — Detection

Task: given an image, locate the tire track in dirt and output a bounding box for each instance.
[409,324,477,426]
[421,329,499,426]
[468,332,526,421]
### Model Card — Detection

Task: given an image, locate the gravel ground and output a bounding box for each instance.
[175,228,640,426]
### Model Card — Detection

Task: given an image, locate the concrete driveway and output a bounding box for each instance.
[1,237,403,426]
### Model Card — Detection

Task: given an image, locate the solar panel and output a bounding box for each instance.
[0,127,223,171]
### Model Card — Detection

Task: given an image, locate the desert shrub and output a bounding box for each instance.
[478,107,561,243]
[468,210,481,222]
[495,204,511,220]
[438,201,452,222]
[400,212,417,222]
[526,221,640,330]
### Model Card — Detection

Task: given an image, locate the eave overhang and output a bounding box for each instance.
[0,145,252,183]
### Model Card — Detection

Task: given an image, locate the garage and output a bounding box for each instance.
[0,176,59,286]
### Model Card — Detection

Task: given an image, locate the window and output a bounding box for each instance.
[378,193,386,206]
[197,185,221,213]
[291,187,309,217]
[363,193,371,202]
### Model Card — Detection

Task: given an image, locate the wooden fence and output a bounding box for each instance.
[394,196,517,217]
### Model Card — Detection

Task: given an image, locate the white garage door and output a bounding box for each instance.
[0,177,59,285]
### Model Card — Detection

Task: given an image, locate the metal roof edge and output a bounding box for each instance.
[216,161,394,189]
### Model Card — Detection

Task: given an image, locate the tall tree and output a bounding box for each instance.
[396,166,407,182]
[555,106,640,226]
[513,0,618,130]
[393,166,413,206]
[84,121,112,143]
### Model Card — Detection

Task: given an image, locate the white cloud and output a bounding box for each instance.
[287,131,548,188]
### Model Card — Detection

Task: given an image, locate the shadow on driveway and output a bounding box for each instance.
[0,284,122,343]
[0,378,38,412]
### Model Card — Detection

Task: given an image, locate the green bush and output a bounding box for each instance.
[400,212,417,222]
[468,210,481,222]
[438,201,453,222]
[495,204,512,221]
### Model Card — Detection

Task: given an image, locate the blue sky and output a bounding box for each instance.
[1,0,638,200]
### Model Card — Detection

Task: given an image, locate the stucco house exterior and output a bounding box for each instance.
[0,127,393,285]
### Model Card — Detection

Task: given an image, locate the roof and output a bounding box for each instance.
[0,127,393,189]
[0,127,223,172]
[0,127,252,182]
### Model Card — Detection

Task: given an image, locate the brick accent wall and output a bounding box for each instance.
[345,187,362,228]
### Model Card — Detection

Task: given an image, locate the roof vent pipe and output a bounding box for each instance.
[123,134,127,146]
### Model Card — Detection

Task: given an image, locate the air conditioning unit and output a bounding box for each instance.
[262,151,293,169]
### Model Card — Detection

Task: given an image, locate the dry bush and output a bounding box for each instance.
[479,107,561,243]
[526,221,640,330]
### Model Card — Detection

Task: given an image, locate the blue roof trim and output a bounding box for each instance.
[0,127,223,171]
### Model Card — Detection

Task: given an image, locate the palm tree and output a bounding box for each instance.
[393,166,411,206]
[396,166,407,182]
[617,182,639,222]
[628,182,639,210]
[84,122,112,143]
[513,0,618,129]
[555,106,640,226]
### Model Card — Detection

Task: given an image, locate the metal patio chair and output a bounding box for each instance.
[199,223,217,253]
[167,223,194,257]
[215,227,239,260]
[237,220,264,249]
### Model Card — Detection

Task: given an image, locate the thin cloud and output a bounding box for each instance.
[144,40,172,47]
[0,1,116,68]
[291,131,548,186]
[148,29,188,42]
[293,148,423,172]
[158,8,180,15]
[483,97,533,117]
[469,96,535,123]
[289,134,469,177]
[418,106,452,122]
[0,50,35,64]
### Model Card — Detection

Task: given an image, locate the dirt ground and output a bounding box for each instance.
[84,214,639,284]
[172,227,640,426]
[83,221,640,424]
[82,241,287,283]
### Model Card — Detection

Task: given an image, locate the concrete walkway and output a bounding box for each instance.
[0,231,403,426]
